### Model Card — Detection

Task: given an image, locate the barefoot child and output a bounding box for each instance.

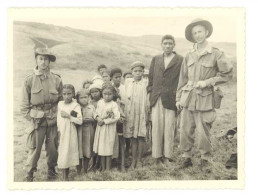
[93,83,120,172]
[88,83,102,170]
[125,61,149,170]
[57,84,83,181]
[76,89,96,174]
[110,68,126,172]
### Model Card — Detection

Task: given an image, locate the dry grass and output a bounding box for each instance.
[13,69,237,181]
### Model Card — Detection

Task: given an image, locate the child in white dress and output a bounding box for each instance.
[57,84,82,181]
[93,83,120,172]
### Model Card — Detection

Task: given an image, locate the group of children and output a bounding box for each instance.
[57,62,150,180]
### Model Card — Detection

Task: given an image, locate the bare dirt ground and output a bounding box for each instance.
[13,68,237,182]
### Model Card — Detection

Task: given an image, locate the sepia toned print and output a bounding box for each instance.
[7,8,245,189]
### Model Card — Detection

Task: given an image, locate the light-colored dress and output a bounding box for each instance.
[124,78,149,138]
[93,99,120,156]
[57,99,82,169]
[77,104,96,159]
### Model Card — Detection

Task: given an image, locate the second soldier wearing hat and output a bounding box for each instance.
[176,19,233,168]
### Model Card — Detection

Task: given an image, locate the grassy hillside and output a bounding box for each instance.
[13,21,236,73]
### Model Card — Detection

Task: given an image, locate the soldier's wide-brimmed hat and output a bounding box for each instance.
[34,47,56,62]
[185,18,213,43]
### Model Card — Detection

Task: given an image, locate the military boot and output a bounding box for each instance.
[47,167,58,180]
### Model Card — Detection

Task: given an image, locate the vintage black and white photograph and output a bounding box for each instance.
[7,8,245,189]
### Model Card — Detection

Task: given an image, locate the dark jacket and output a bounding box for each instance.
[147,52,183,110]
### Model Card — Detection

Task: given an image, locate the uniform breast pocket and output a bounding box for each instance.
[31,88,44,105]
[49,89,59,102]
[200,60,216,78]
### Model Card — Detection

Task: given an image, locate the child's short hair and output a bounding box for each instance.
[82,80,93,88]
[123,71,132,78]
[63,84,75,97]
[161,34,175,45]
[76,88,90,101]
[110,68,122,78]
[97,64,107,71]
[102,70,111,76]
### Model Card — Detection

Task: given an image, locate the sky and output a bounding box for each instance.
[11,8,237,43]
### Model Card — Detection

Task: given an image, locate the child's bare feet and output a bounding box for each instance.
[163,158,171,167]
[155,158,163,168]
[121,166,126,172]
[135,161,143,169]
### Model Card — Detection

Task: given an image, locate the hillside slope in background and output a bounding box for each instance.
[13,21,236,73]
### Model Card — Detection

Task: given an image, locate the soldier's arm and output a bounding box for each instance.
[204,50,233,87]
[176,56,189,102]
[20,78,32,121]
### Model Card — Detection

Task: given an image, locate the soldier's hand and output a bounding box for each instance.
[176,102,183,110]
[196,81,207,89]
[61,111,70,118]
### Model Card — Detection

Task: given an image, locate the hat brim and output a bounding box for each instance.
[185,20,213,43]
[35,53,56,62]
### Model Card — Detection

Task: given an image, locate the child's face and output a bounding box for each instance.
[132,67,144,81]
[83,83,91,89]
[90,88,101,101]
[36,54,50,70]
[102,73,110,82]
[111,73,122,86]
[78,93,89,106]
[63,88,74,104]
[124,73,132,80]
[99,68,107,76]
[102,88,114,102]
[191,25,208,44]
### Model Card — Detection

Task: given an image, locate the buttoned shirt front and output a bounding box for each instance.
[176,43,233,111]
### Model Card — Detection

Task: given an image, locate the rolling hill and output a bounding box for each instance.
[13,21,236,73]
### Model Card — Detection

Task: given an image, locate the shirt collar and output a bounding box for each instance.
[34,66,50,79]
[190,43,212,54]
[133,78,143,84]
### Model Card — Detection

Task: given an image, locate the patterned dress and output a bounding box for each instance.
[77,104,96,158]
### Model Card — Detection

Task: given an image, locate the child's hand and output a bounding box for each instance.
[119,116,125,123]
[98,120,105,126]
[61,111,70,118]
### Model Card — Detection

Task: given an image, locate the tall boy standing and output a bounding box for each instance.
[176,19,233,167]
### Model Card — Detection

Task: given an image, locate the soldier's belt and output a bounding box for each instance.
[32,103,57,111]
